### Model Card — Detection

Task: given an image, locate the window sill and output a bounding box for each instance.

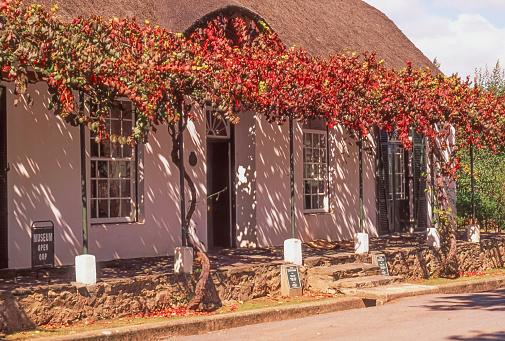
[303,210,332,216]
[90,221,145,227]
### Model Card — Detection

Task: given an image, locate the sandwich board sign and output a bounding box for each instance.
[31,221,54,268]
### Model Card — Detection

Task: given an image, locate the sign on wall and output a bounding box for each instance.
[31,221,54,268]
[373,253,389,276]
[286,265,301,289]
[281,264,302,297]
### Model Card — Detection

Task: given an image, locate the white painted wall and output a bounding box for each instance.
[255,117,291,247]
[88,106,207,261]
[5,81,383,270]
[253,117,378,246]
[6,83,82,268]
[295,123,378,242]
[234,111,257,247]
[5,82,207,269]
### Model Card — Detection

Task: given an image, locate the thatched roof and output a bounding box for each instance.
[26,0,438,72]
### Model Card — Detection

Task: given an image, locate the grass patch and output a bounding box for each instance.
[4,291,343,340]
[406,268,505,286]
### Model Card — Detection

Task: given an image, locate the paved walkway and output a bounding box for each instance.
[0,232,431,291]
[1,232,503,292]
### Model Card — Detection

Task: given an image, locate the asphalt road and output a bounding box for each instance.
[169,288,505,341]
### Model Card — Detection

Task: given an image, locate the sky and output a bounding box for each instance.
[362,0,505,79]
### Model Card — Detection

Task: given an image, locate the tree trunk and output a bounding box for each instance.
[431,138,458,277]
[169,122,211,310]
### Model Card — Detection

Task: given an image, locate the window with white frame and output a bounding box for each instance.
[89,100,140,223]
[303,121,328,212]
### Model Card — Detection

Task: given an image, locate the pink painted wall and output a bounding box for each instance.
[255,117,291,247]
[296,124,378,241]
[5,82,404,270]
[5,83,206,268]
[6,83,82,268]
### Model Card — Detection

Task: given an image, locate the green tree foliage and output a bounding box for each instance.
[475,60,505,96]
[457,61,505,230]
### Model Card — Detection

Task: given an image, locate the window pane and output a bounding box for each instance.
[312,195,318,209]
[90,140,99,157]
[304,180,310,194]
[109,162,120,179]
[98,200,109,218]
[305,149,312,163]
[121,180,131,197]
[90,161,97,178]
[125,162,131,179]
[109,180,120,198]
[91,200,97,218]
[122,101,132,119]
[318,195,324,209]
[122,120,132,136]
[98,180,108,198]
[110,199,120,217]
[118,161,129,178]
[318,180,324,194]
[312,134,320,148]
[100,142,111,158]
[320,135,326,148]
[305,195,311,210]
[123,144,132,158]
[91,180,97,198]
[320,149,326,162]
[121,199,131,218]
[111,105,121,119]
[306,133,313,146]
[110,143,120,158]
[111,118,121,136]
[98,161,108,178]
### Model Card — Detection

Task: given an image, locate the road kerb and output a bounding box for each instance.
[29,275,505,341]
[436,275,505,295]
[33,297,365,341]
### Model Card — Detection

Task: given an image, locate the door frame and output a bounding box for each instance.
[205,109,236,248]
[377,130,411,234]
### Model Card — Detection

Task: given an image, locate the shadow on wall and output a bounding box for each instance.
[255,117,291,247]
[247,117,380,247]
[298,125,378,242]
[7,84,82,268]
[89,106,207,261]
[235,112,257,248]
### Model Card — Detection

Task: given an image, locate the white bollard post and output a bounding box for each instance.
[284,238,302,265]
[467,224,481,243]
[75,254,96,285]
[354,232,369,254]
[174,246,194,274]
[427,227,441,249]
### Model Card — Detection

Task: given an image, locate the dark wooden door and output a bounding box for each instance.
[377,130,410,233]
[0,86,8,268]
[388,143,409,232]
[207,140,231,248]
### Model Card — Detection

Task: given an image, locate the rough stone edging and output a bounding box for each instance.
[25,276,505,341]
[30,297,364,341]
